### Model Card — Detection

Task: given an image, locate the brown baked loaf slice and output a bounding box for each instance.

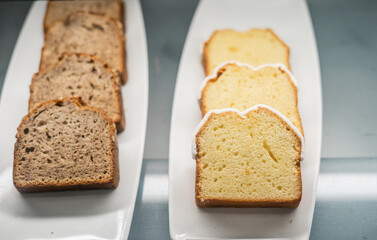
[44,0,124,32]
[200,62,303,135]
[203,29,290,75]
[41,12,127,84]
[13,98,119,193]
[194,105,303,208]
[30,52,125,133]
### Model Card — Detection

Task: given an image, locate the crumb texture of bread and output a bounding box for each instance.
[44,0,123,31]
[195,108,302,208]
[41,12,124,82]
[201,64,303,134]
[204,29,290,75]
[30,53,125,132]
[13,98,119,193]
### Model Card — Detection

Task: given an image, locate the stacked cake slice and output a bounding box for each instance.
[41,11,127,84]
[203,29,290,75]
[43,0,124,32]
[13,1,127,193]
[200,62,303,134]
[194,29,304,208]
[194,105,303,208]
[14,98,119,192]
[30,53,125,132]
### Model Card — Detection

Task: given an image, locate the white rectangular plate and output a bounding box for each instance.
[0,0,148,239]
[169,0,322,239]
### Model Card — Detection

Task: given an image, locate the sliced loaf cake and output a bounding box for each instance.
[30,53,125,133]
[13,98,119,193]
[203,29,290,75]
[194,105,303,208]
[41,12,127,84]
[44,0,124,32]
[200,62,303,134]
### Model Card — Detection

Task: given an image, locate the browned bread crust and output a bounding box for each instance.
[13,97,119,193]
[119,0,125,32]
[41,12,127,84]
[30,52,125,133]
[202,28,290,76]
[195,108,302,208]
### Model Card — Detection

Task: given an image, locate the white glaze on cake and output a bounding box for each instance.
[192,104,305,161]
[197,61,299,100]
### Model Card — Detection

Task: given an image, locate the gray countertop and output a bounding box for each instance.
[1,0,376,239]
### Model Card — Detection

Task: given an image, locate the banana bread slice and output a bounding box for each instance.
[203,29,290,75]
[194,105,303,208]
[41,12,127,84]
[30,53,125,133]
[44,0,124,32]
[13,98,119,193]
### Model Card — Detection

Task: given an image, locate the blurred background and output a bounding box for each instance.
[0,0,376,239]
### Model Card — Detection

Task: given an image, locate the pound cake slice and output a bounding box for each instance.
[194,105,303,208]
[200,61,303,135]
[13,98,119,193]
[41,12,127,84]
[44,0,124,32]
[30,53,125,133]
[203,29,290,75]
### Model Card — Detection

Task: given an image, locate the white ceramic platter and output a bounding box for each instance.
[169,0,322,239]
[0,0,148,239]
